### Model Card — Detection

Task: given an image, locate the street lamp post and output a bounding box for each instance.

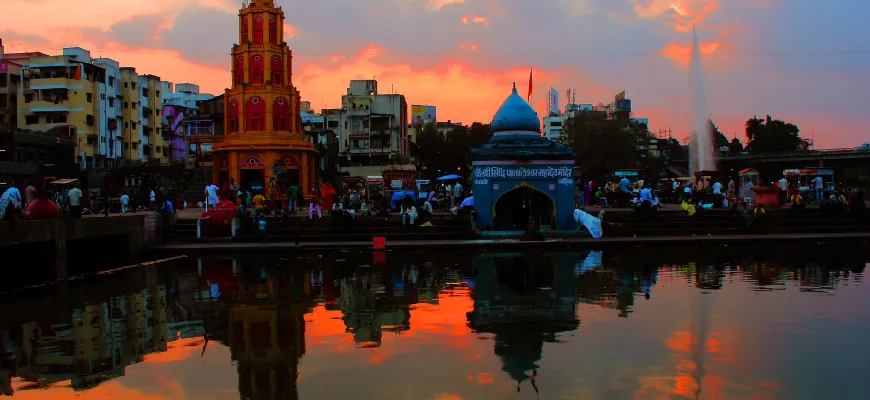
[810,129,815,150]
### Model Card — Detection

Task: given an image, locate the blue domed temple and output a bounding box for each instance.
[472,84,576,232]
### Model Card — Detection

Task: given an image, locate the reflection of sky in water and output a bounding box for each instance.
[0,248,868,399]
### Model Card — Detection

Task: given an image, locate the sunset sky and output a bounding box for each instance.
[2,0,868,148]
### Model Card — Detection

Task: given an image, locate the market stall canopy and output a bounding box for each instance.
[437,174,462,181]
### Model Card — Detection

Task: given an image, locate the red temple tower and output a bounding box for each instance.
[212,0,316,197]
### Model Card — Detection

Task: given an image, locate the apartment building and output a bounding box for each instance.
[339,80,409,177]
[119,67,142,161]
[138,74,165,161]
[17,47,111,169]
[0,58,21,135]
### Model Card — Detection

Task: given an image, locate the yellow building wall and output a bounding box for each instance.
[143,76,165,160]
[120,69,141,161]
[17,55,101,161]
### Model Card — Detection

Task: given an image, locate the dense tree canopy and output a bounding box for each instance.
[561,113,664,181]
[415,122,492,179]
[745,115,806,154]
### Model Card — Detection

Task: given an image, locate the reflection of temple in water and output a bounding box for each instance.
[225,263,313,400]
[339,271,414,347]
[467,253,580,385]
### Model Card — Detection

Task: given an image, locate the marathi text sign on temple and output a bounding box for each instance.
[474,166,572,179]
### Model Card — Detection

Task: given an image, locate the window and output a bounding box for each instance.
[86,93,93,103]
[24,93,34,103]
[125,122,129,129]
[124,82,128,88]
[142,88,148,97]
[0,96,6,108]
[101,137,106,143]
[276,117,287,130]
[109,76,115,86]
[230,118,239,132]
[132,142,139,150]
[0,75,7,87]
[251,117,261,131]
[25,115,39,125]
[86,136,95,145]
[86,115,95,126]
[109,98,115,107]
[156,90,160,97]
[123,141,128,149]
[132,122,138,129]
[132,83,137,89]
[124,102,129,109]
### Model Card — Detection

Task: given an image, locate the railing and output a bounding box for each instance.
[720,148,870,160]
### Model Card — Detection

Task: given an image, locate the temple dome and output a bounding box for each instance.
[491,84,540,133]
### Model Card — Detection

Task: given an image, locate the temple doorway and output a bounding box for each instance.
[241,169,265,192]
[493,186,555,231]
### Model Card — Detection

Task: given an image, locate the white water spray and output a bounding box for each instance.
[689,24,715,174]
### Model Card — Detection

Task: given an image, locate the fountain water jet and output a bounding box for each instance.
[689,24,715,175]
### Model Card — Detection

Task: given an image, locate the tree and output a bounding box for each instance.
[709,119,729,150]
[745,115,806,154]
[416,122,492,179]
[562,112,657,181]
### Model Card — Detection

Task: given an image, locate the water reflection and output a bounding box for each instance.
[0,246,867,399]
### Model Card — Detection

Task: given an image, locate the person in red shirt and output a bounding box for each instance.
[25,189,61,220]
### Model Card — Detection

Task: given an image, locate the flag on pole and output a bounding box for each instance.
[73,63,83,80]
[527,68,533,102]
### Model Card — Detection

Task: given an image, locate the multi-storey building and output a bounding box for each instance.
[0,40,22,137]
[339,79,409,177]
[93,57,122,161]
[138,74,165,161]
[119,67,142,161]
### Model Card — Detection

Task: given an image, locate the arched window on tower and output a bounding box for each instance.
[234,56,244,85]
[250,54,264,85]
[242,18,248,42]
[227,98,240,133]
[273,97,290,131]
[253,16,264,45]
[269,16,278,44]
[271,56,282,85]
[247,97,265,131]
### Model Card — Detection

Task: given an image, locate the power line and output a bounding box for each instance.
[3,40,870,58]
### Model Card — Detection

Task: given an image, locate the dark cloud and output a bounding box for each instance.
[0,30,52,47]
[158,7,237,68]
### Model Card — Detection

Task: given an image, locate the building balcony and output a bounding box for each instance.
[25,100,79,113]
[25,77,82,90]
[346,108,370,116]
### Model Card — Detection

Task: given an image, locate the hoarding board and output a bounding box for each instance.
[411,105,436,125]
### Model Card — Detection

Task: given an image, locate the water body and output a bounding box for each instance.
[1,246,868,399]
[690,24,715,175]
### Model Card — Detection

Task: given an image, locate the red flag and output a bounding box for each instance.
[527,68,533,102]
[73,63,82,80]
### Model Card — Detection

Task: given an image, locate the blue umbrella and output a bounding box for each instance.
[436,174,462,181]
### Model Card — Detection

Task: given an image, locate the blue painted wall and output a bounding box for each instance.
[472,162,575,231]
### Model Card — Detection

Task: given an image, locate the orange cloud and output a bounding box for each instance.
[462,15,490,26]
[427,0,464,10]
[632,0,720,32]
[295,44,556,125]
[659,40,721,66]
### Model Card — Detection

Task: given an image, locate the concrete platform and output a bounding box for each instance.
[149,231,870,255]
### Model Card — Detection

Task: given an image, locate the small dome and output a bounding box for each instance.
[491,84,540,133]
